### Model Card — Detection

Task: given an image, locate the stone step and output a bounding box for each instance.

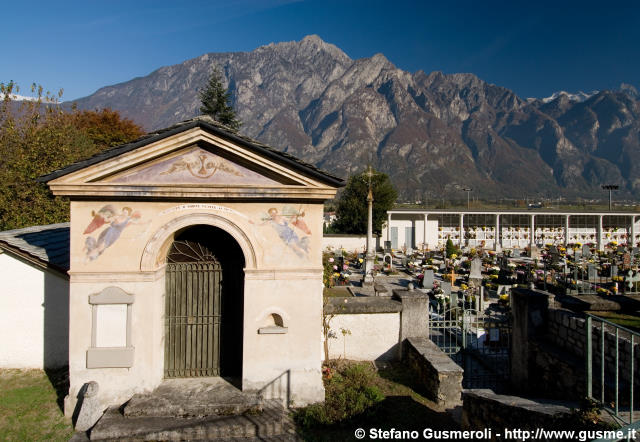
[124,378,263,418]
[90,399,291,441]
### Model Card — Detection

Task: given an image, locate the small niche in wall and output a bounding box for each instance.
[86,286,135,368]
[258,313,288,334]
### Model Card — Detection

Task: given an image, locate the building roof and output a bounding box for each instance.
[0,223,70,275]
[38,116,345,188]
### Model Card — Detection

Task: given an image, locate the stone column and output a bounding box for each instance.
[387,213,391,243]
[510,287,553,395]
[364,189,375,285]
[459,213,464,248]
[393,288,430,358]
[597,214,603,251]
[423,213,428,251]
[564,215,569,247]
[530,214,535,250]
[630,215,635,249]
[495,213,501,251]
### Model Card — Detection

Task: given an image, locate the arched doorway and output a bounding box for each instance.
[163,225,244,379]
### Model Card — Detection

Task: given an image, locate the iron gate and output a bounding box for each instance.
[164,241,223,378]
[429,302,511,390]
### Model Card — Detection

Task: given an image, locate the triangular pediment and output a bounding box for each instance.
[106,145,284,186]
[45,123,342,200]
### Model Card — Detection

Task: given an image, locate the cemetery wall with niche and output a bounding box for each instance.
[385,211,640,250]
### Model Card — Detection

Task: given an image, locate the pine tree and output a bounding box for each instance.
[199,68,241,131]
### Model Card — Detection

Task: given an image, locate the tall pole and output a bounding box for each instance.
[364,166,375,285]
[602,185,619,211]
[463,188,472,210]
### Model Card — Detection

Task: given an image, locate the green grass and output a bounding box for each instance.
[0,369,73,441]
[323,287,353,298]
[589,311,640,332]
[293,361,458,441]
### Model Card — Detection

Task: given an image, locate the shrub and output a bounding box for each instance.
[445,239,460,257]
[294,362,384,428]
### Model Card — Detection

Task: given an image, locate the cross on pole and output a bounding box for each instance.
[366,165,374,202]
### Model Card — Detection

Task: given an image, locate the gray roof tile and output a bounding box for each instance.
[0,223,70,274]
[38,116,345,187]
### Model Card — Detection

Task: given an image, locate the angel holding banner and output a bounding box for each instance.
[253,206,311,258]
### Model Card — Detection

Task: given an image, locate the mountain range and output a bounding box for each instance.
[72,35,640,201]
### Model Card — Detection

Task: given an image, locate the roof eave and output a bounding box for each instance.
[0,241,69,278]
[38,119,345,188]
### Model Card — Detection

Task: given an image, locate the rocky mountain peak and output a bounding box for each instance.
[72,37,640,200]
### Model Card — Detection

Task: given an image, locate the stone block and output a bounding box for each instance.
[74,381,105,432]
[402,337,463,410]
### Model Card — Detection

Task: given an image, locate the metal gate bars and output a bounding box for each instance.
[164,261,222,378]
[429,302,511,390]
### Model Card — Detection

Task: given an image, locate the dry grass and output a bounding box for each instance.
[0,369,73,441]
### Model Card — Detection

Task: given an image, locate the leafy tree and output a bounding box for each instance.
[0,82,145,230]
[199,68,241,131]
[68,108,144,148]
[332,168,398,235]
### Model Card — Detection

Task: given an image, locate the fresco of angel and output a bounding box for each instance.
[253,206,311,258]
[83,206,143,261]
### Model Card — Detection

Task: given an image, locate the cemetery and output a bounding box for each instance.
[320,223,640,435]
[385,208,639,252]
[2,117,640,438]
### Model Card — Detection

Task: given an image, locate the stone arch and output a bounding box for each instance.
[140,213,257,271]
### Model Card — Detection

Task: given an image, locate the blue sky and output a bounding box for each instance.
[3,0,639,100]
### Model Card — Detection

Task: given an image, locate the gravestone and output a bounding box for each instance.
[441,281,452,298]
[617,245,626,254]
[74,381,103,432]
[633,247,639,257]
[530,245,540,259]
[512,249,522,258]
[469,257,483,280]
[625,270,640,291]
[582,244,592,259]
[383,253,393,268]
[612,265,618,278]
[450,291,458,307]
[384,241,392,253]
[587,264,597,281]
[423,269,434,289]
[574,248,582,260]
[623,253,632,270]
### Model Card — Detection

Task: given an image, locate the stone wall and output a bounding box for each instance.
[545,307,640,403]
[324,297,402,361]
[322,234,381,253]
[462,389,576,440]
[403,337,463,410]
[511,287,640,404]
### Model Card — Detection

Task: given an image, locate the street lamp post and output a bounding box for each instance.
[602,185,619,211]
[462,188,472,210]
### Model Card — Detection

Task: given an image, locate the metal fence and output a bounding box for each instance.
[429,302,511,390]
[586,314,640,434]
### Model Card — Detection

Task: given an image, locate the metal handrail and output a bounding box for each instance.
[586,313,640,428]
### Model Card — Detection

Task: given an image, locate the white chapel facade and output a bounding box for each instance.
[41,116,343,415]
